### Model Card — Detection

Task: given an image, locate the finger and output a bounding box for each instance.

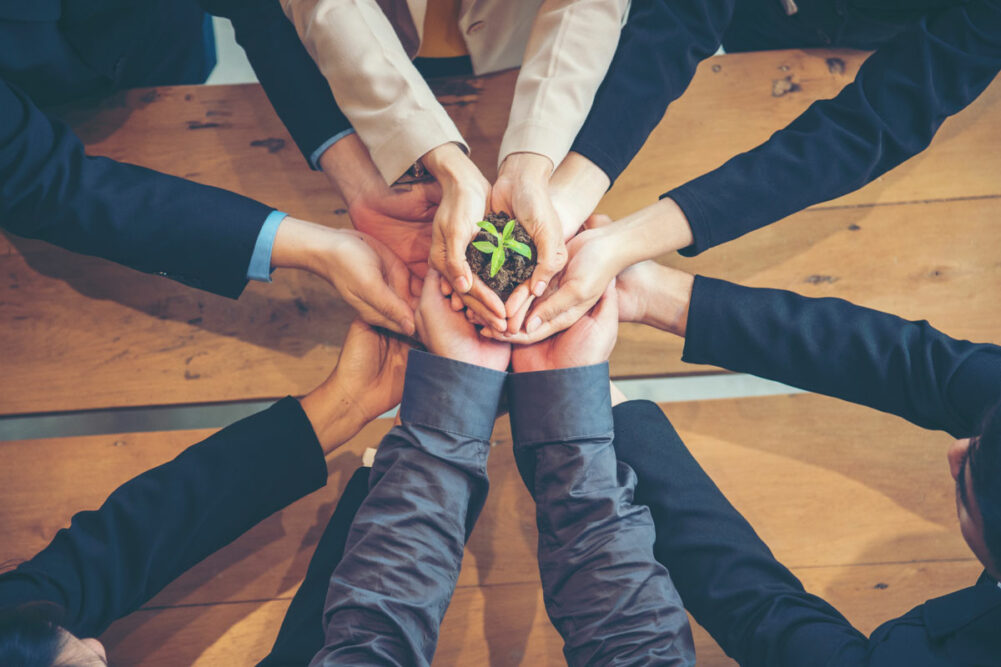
[490,306,586,345]
[450,292,464,311]
[506,293,535,334]
[528,227,568,298]
[440,275,453,296]
[444,230,473,293]
[585,213,614,230]
[459,291,506,331]
[523,282,596,337]
[466,276,506,320]
[410,273,423,298]
[503,282,532,319]
[366,288,417,337]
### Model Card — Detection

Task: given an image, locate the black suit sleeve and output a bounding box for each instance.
[0,398,327,639]
[611,400,868,667]
[198,0,352,167]
[665,1,1001,255]
[0,79,273,298]
[570,0,735,185]
[682,276,1001,437]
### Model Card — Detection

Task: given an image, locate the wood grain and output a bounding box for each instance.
[1,50,998,412]
[2,396,983,664]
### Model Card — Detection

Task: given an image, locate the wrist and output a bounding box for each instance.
[549,152,610,238]
[270,217,346,281]
[299,385,366,454]
[498,151,554,184]
[319,133,383,205]
[641,265,694,337]
[614,197,694,267]
[421,142,473,184]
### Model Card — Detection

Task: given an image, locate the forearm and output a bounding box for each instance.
[0,81,270,299]
[0,399,326,638]
[681,277,1001,436]
[665,3,1001,255]
[499,0,629,169]
[281,0,466,183]
[570,0,736,184]
[200,0,352,167]
[611,400,867,666]
[312,351,504,667]
[509,364,693,666]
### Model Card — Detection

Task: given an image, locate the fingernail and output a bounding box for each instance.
[526,316,541,333]
[456,277,470,292]
[533,281,546,297]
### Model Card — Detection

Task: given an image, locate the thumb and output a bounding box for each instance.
[528,225,568,298]
[368,285,416,336]
[524,280,588,336]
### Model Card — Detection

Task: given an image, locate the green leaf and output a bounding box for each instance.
[502,219,516,242]
[490,247,505,277]
[477,220,500,238]
[471,240,497,254]
[505,239,532,259]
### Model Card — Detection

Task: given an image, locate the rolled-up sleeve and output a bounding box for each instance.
[508,363,695,666]
[310,350,505,667]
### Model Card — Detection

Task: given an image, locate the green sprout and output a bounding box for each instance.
[471,219,533,277]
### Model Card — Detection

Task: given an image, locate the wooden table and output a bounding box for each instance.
[2,48,999,415]
[1,46,998,665]
[0,395,978,665]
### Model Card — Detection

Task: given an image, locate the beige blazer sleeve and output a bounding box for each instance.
[281,0,467,184]
[498,0,629,170]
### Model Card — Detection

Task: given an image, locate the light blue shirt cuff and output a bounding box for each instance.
[247,210,287,283]
[309,128,356,170]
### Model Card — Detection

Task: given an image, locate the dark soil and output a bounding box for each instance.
[466,212,537,302]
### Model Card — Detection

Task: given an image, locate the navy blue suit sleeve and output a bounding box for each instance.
[665,1,1001,254]
[198,0,352,166]
[612,400,868,667]
[310,351,505,667]
[509,365,695,666]
[0,398,327,639]
[682,276,1001,437]
[0,79,273,298]
[570,0,735,184]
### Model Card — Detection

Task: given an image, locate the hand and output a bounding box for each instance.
[320,133,440,282]
[492,153,568,322]
[423,143,507,329]
[416,268,511,372]
[511,282,619,372]
[272,217,416,336]
[300,319,411,452]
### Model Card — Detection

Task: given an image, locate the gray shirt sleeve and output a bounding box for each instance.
[508,363,695,666]
[309,350,506,667]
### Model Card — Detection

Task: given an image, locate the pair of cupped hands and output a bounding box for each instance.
[316,140,628,347]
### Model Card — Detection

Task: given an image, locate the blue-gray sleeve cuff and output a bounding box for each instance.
[309,128,356,170]
[508,363,612,446]
[246,210,287,282]
[399,350,507,442]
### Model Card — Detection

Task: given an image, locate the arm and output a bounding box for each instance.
[280,0,466,185]
[198,0,353,168]
[619,262,1001,437]
[0,321,408,637]
[664,1,1001,255]
[0,79,270,299]
[568,0,735,187]
[611,400,868,667]
[508,366,694,666]
[310,270,510,666]
[310,351,505,666]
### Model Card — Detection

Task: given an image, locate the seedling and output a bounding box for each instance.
[471,219,533,277]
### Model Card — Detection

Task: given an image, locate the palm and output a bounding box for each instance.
[513,313,604,371]
[349,182,440,277]
[332,320,410,424]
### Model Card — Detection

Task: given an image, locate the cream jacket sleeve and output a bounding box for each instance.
[498,0,629,170]
[281,0,467,184]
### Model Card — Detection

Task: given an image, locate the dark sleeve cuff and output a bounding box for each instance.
[399,350,507,442]
[508,363,612,446]
[680,275,735,366]
[661,187,711,257]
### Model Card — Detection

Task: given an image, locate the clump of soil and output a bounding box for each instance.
[466,212,537,301]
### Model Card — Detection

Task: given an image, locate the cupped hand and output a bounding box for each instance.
[511,282,619,373]
[416,268,511,372]
[492,153,569,323]
[301,318,411,449]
